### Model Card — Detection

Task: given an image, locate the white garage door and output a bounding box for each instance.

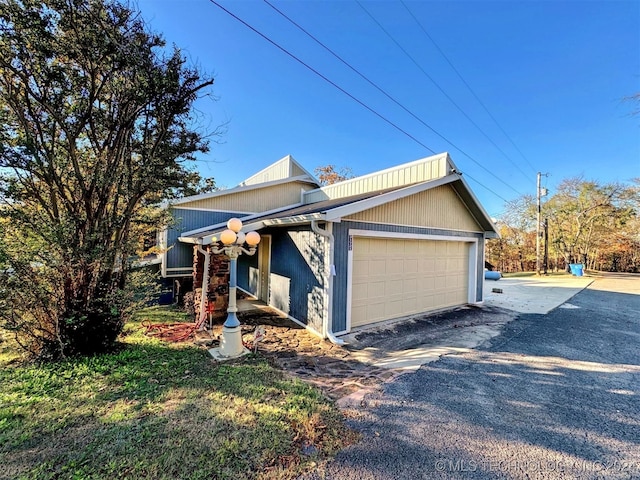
[350,237,470,329]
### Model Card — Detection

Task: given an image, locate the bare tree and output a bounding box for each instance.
[314,164,355,185]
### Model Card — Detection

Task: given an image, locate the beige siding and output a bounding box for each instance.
[178,182,310,212]
[291,162,306,177]
[304,153,449,203]
[345,185,482,232]
[242,157,292,185]
[351,237,469,328]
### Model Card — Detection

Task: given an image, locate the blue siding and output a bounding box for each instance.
[166,208,242,272]
[237,252,258,293]
[331,221,484,333]
[265,227,325,333]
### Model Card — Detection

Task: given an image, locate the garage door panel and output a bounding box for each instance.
[351,237,471,329]
[367,281,386,297]
[420,276,436,292]
[352,281,369,300]
[435,258,447,273]
[403,278,418,294]
[420,258,435,271]
[403,258,418,273]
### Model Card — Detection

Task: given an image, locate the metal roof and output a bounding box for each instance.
[178,173,499,245]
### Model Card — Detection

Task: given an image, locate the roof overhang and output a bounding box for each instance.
[179,213,326,245]
[323,174,459,222]
[170,175,317,207]
[177,172,499,245]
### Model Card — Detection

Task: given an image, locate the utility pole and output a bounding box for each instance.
[536,172,548,276]
[536,172,541,276]
[544,218,549,274]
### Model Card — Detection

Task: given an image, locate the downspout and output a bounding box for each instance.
[196,241,211,329]
[311,220,345,345]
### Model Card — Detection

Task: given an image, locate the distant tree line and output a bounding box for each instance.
[486,178,640,273]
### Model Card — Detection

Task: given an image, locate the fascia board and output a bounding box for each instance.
[454,176,500,236]
[324,174,459,221]
[288,156,321,185]
[177,236,199,244]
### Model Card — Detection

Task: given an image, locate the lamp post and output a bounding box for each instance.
[208,218,260,360]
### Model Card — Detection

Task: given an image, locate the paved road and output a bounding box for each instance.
[306,274,640,479]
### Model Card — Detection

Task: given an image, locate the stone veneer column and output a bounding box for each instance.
[192,245,231,320]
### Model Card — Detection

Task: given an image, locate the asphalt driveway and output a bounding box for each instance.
[305,273,640,479]
[342,274,593,372]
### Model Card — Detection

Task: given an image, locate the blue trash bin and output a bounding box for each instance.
[569,264,584,276]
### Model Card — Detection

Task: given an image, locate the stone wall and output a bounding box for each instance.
[193,245,230,320]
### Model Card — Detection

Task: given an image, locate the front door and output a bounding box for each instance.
[258,235,271,303]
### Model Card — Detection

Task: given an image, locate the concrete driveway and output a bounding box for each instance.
[343,274,593,372]
[483,274,593,314]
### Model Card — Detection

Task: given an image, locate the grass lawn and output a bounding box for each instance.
[0,307,358,480]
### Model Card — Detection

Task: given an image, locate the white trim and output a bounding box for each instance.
[345,228,479,334]
[456,176,499,237]
[345,236,354,334]
[467,241,478,304]
[347,228,479,243]
[324,175,460,221]
[479,237,486,302]
[341,218,483,235]
[166,267,193,272]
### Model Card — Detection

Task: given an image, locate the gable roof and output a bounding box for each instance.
[240,154,318,186]
[169,155,319,208]
[179,173,499,245]
[303,152,451,204]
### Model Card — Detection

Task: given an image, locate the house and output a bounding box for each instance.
[159,152,499,341]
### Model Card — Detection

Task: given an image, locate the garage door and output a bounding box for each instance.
[350,237,470,329]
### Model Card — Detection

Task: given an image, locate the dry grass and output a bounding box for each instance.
[0,306,358,480]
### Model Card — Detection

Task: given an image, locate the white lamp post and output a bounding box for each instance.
[208,218,260,360]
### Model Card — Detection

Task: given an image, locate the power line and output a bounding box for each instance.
[261,0,521,197]
[400,0,537,175]
[208,1,436,156]
[357,1,530,184]
[209,1,514,203]
[463,173,510,203]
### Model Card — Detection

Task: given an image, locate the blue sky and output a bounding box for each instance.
[137,0,639,216]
